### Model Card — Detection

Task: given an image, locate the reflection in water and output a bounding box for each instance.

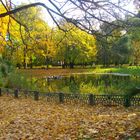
[69,76,79,93]
[29,74,140,94]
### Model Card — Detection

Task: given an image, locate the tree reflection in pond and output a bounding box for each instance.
[30,74,140,95]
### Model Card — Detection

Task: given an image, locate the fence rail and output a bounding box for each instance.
[0,88,140,107]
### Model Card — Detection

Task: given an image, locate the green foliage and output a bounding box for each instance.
[0,63,8,77]
[111,35,132,65]
[95,66,140,76]
[5,72,36,90]
[127,17,140,65]
[54,23,97,68]
[79,82,99,94]
[97,21,132,66]
[0,58,13,77]
[0,58,36,90]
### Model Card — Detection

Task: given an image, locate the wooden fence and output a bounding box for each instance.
[0,88,140,107]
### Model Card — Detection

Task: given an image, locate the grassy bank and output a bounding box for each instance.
[94,66,140,76]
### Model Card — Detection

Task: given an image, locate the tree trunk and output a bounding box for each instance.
[30,57,33,69]
[69,62,74,69]
[46,56,49,69]
[62,60,66,69]
[62,64,65,69]
[23,45,27,69]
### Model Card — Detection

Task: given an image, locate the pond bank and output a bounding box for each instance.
[17,66,140,77]
[72,72,131,76]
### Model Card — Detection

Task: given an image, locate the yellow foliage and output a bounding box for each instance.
[0,5,9,51]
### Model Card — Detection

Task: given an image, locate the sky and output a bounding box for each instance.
[8,0,138,27]
[11,0,55,26]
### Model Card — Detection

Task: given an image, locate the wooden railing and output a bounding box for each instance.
[0,88,140,107]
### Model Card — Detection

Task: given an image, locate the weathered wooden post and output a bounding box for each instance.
[34,91,39,101]
[89,94,95,106]
[59,93,64,103]
[14,89,19,98]
[24,90,28,98]
[6,89,9,95]
[124,95,131,107]
[124,87,140,107]
[0,88,2,96]
[107,95,111,106]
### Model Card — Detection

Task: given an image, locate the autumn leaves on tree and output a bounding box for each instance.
[0,3,97,69]
[0,0,140,68]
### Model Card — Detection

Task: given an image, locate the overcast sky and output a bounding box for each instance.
[10,0,137,27]
[11,0,55,26]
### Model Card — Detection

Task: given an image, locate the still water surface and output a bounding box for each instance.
[30,73,140,94]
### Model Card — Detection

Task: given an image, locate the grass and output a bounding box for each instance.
[94,66,140,76]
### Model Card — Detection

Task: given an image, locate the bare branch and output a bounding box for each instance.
[0,2,62,18]
[0,0,138,39]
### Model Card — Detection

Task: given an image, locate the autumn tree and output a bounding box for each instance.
[0,5,8,58]
[0,3,23,64]
[34,25,56,69]
[55,23,97,68]
[13,6,40,68]
[0,0,139,68]
[9,5,56,69]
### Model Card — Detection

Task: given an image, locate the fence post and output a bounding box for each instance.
[0,88,2,96]
[34,91,39,101]
[24,90,28,98]
[89,94,95,106]
[107,95,111,106]
[14,89,19,98]
[124,95,131,107]
[59,93,64,103]
[6,89,9,95]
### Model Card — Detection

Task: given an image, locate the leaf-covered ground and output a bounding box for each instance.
[0,96,140,140]
[17,68,93,78]
[18,66,140,78]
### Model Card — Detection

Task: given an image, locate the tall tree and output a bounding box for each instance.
[127,17,140,65]
[55,23,97,68]
[11,5,55,69]
[97,21,132,66]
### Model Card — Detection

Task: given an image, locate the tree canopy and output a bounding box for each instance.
[0,0,140,68]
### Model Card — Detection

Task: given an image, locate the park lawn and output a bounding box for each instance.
[17,66,140,78]
[94,66,140,76]
[0,95,140,140]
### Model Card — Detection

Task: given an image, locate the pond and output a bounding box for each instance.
[30,73,140,95]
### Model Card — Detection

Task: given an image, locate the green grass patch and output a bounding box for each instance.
[93,66,140,76]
